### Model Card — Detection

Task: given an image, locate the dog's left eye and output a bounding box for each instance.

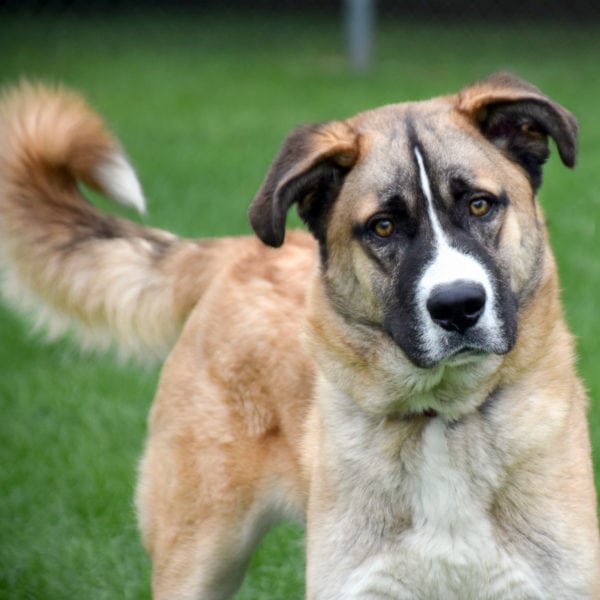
[370,218,395,238]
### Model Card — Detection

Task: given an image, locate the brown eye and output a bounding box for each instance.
[469,197,491,217]
[371,218,394,238]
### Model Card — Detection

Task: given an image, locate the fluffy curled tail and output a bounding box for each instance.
[0,82,219,361]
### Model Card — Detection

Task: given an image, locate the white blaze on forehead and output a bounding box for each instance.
[414,148,434,217]
[413,147,501,355]
[414,148,446,251]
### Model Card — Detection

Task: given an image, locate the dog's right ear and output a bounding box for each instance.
[248,121,359,247]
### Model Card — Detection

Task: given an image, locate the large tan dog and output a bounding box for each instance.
[0,73,598,599]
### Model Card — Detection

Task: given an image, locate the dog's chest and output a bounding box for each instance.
[341,418,543,599]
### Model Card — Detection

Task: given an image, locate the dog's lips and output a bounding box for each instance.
[428,325,515,368]
[422,333,495,368]
[444,346,489,366]
[408,343,490,370]
[397,330,494,369]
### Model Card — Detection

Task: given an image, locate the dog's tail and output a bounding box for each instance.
[0,81,227,361]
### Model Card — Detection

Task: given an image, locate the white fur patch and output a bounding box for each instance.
[95,154,146,214]
[409,418,494,545]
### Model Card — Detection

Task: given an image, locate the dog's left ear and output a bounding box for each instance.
[249,120,359,247]
[457,72,578,189]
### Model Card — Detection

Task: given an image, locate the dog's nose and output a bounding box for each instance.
[426,281,486,334]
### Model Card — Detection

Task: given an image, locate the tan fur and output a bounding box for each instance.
[1,76,598,599]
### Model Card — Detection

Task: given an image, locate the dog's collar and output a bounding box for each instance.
[421,408,438,418]
[409,387,502,422]
[400,407,438,421]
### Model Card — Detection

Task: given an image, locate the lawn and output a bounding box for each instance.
[0,9,599,599]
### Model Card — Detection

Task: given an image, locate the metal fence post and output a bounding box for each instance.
[345,0,375,71]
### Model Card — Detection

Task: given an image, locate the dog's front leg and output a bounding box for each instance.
[302,393,414,600]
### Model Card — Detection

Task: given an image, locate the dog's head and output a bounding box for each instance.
[249,73,577,372]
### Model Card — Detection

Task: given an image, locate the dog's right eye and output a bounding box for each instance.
[469,197,492,217]
[369,218,395,238]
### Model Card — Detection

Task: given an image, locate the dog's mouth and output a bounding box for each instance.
[419,314,518,369]
[410,335,506,370]
[444,346,489,365]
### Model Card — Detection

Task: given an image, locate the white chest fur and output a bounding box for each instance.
[336,418,544,599]
[307,387,551,600]
[407,418,500,558]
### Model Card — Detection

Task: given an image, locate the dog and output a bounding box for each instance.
[0,73,598,599]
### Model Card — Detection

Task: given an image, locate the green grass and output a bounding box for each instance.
[0,10,599,599]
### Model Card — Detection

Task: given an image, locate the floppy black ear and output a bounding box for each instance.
[457,72,578,189]
[248,120,359,247]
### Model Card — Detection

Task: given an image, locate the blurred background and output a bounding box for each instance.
[1,2,599,598]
